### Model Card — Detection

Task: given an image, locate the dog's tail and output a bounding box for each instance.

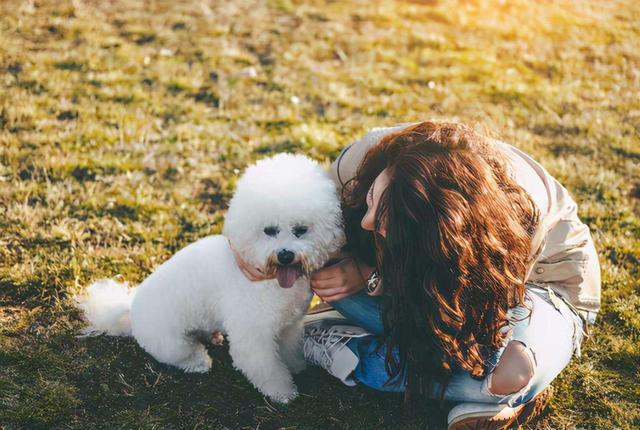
[74,279,137,337]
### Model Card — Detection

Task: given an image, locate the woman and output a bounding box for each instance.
[234,121,601,429]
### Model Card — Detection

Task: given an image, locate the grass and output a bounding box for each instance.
[1,0,639,428]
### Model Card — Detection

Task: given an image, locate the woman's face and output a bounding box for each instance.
[361,168,390,237]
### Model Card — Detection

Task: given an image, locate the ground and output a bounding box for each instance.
[0,0,639,428]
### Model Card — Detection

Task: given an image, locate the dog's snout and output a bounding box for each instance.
[277,249,295,265]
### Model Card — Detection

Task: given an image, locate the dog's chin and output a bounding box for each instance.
[275,263,304,289]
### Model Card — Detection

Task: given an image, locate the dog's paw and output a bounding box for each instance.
[180,352,213,373]
[271,388,299,404]
[260,380,298,404]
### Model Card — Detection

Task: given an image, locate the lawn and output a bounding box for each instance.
[1,0,639,428]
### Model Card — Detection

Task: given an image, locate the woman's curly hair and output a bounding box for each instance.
[341,121,539,401]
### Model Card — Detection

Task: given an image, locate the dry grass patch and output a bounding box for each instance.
[1,0,639,428]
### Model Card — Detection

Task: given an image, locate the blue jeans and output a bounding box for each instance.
[330,285,586,407]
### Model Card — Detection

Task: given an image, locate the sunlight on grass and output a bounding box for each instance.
[1,0,639,428]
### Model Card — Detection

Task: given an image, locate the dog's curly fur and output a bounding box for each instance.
[74,154,345,403]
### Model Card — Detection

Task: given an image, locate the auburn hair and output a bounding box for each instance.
[341,121,539,401]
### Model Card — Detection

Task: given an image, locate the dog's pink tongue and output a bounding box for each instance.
[276,266,301,289]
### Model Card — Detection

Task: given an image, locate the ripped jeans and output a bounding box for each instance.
[331,284,587,407]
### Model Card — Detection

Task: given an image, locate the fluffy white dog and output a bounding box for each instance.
[74,153,345,403]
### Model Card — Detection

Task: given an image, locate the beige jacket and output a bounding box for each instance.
[329,125,601,320]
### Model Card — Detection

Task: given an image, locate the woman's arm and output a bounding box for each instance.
[320,125,413,299]
[310,254,376,302]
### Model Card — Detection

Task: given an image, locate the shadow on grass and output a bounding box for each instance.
[1,327,449,429]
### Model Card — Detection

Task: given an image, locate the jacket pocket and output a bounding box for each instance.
[528,218,591,284]
[528,258,588,284]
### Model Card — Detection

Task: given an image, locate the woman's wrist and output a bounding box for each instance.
[353,257,376,288]
[352,257,381,295]
[364,270,381,294]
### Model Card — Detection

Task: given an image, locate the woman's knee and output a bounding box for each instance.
[487,340,536,396]
[330,291,384,335]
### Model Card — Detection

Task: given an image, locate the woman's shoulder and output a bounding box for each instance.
[491,139,590,267]
[490,139,551,215]
[491,139,580,221]
[329,123,415,189]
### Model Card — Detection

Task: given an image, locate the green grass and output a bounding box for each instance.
[1,0,639,428]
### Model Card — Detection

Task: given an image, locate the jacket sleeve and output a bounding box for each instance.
[329,123,416,190]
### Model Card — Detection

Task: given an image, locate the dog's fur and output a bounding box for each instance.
[74,154,345,403]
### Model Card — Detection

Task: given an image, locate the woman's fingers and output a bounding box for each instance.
[310,277,338,289]
[245,265,267,280]
[323,292,352,303]
[248,272,264,282]
[231,246,273,281]
[313,286,347,298]
[237,260,259,281]
[311,268,338,281]
[312,256,367,300]
[240,266,260,282]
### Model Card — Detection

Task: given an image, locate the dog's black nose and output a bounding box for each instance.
[277,249,295,265]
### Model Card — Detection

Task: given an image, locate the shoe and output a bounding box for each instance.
[447,386,554,430]
[303,308,348,326]
[303,320,371,386]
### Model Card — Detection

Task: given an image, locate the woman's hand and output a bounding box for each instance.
[311,256,375,302]
[230,242,275,282]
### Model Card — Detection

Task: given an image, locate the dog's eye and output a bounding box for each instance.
[263,226,279,237]
[292,225,308,238]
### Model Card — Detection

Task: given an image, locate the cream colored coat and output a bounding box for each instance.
[328,125,601,321]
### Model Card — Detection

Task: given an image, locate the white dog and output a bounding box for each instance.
[74,153,345,403]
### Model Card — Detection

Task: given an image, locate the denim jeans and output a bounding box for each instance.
[330,285,587,407]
